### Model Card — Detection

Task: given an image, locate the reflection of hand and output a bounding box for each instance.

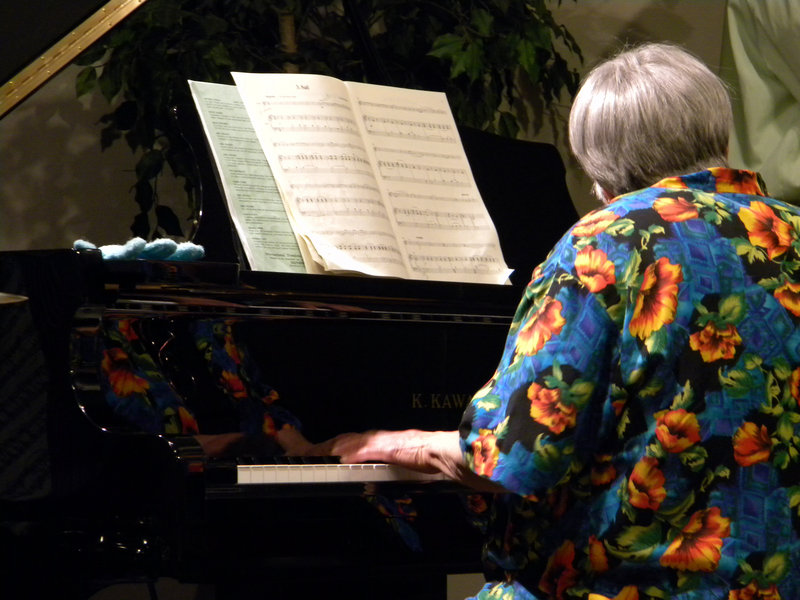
[195,427,315,458]
[275,426,314,456]
[195,432,245,457]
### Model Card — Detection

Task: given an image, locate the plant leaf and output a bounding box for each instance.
[75,67,97,97]
[428,33,465,60]
[134,179,155,213]
[131,211,151,239]
[136,150,164,181]
[156,205,185,237]
[470,8,493,37]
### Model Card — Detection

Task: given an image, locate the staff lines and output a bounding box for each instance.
[358,100,448,116]
[388,191,477,204]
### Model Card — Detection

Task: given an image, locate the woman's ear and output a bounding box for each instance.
[593,182,615,204]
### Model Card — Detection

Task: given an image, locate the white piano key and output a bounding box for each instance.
[236,462,446,485]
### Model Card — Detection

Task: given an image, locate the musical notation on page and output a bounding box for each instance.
[296,196,389,220]
[362,115,457,143]
[394,207,491,231]
[188,80,306,274]
[266,113,361,135]
[388,190,475,205]
[258,97,352,111]
[358,99,450,116]
[278,151,373,177]
[206,72,513,284]
[377,160,470,186]
[408,254,506,275]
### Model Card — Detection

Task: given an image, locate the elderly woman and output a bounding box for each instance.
[309,43,800,599]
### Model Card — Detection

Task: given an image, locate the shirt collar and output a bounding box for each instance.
[653,168,768,196]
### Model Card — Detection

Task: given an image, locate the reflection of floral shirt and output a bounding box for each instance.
[460,169,800,600]
[101,318,301,442]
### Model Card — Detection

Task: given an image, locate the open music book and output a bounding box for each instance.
[189,74,512,284]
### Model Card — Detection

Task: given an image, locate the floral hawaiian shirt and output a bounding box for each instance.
[460,169,800,600]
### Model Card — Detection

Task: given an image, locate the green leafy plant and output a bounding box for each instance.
[75,0,581,240]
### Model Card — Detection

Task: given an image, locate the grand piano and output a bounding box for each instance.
[0,2,579,598]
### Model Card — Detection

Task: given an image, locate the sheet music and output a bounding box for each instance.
[231,73,408,279]
[188,80,306,273]
[232,72,511,284]
[347,82,511,283]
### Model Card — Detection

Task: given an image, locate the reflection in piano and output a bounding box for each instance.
[0,249,523,598]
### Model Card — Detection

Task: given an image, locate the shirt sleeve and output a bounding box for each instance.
[459,232,619,497]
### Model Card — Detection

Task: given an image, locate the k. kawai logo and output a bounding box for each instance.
[411,392,473,409]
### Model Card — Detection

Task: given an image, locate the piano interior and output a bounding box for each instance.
[0,1,578,598]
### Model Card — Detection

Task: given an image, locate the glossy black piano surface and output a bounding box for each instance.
[0,249,527,598]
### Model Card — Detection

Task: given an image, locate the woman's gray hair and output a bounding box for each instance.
[568,42,732,202]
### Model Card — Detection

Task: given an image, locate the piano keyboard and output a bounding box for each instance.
[237,462,447,485]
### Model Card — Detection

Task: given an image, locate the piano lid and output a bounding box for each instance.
[0,0,149,118]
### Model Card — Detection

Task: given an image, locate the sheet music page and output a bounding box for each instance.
[188,80,306,273]
[231,72,410,279]
[345,82,512,285]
